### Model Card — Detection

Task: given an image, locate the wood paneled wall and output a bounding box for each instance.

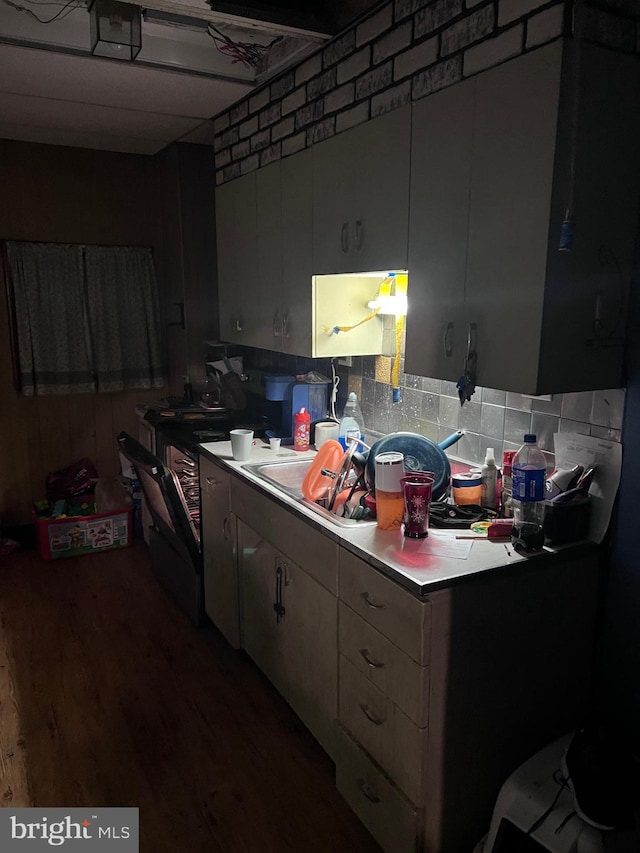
[0,140,167,526]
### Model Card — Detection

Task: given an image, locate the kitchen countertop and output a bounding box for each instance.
[199,440,594,598]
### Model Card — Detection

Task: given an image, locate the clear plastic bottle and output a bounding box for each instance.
[511,434,546,550]
[481,447,498,509]
[339,392,364,448]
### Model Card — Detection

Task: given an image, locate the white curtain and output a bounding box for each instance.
[6,241,165,396]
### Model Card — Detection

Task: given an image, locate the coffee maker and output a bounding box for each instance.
[263,374,331,442]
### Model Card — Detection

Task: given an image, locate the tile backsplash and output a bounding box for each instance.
[235,347,624,472]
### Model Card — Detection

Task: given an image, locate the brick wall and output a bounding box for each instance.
[213,0,639,185]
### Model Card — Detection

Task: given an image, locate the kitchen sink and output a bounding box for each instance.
[241,459,375,528]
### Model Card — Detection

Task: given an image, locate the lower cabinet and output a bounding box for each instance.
[237,517,338,759]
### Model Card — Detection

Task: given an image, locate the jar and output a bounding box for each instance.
[451,471,483,505]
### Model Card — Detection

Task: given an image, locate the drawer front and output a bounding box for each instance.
[231,478,338,594]
[200,456,230,500]
[339,602,430,728]
[336,727,421,853]
[339,655,426,805]
[339,548,430,664]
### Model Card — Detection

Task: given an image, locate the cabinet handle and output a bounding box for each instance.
[359,648,384,669]
[206,477,219,487]
[235,316,243,333]
[273,310,281,339]
[360,591,384,609]
[443,321,454,358]
[359,703,385,726]
[222,516,229,541]
[273,564,286,623]
[282,311,289,340]
[357,779,381,804]
[341,222,349,253]
[354,219,363,251]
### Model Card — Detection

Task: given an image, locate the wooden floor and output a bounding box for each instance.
[0,540,381,852]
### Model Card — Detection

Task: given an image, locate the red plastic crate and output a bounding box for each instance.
[35,503,133,560]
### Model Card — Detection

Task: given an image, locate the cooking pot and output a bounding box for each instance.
[365,431,464,502]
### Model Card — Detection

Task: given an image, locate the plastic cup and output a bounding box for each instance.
[375,452,405,531]
[401,474,434,539]
[269,437,282,451]
[230,429,254,461]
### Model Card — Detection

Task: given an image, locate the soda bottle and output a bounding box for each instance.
[511,434,546,550]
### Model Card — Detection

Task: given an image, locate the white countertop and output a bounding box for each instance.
[199,440,586,597]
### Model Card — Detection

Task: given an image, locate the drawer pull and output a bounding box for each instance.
[359,648,384,669]
[360,591,384,609]
[357,778,380,804]
[206,477,219,487]
[359,703,385,726]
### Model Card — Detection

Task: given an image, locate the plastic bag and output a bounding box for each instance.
[94,477,133,514]
[46,458,98,502]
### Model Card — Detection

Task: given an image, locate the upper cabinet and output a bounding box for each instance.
[312,105,411,275]
[406,40,640,395]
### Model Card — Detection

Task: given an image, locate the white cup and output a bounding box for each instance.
[269,437,282,451]
[314,421,340,450]
[230,429,254,461]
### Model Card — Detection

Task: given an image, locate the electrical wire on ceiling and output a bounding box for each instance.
[1,0,83,24]
[206,23,281,69]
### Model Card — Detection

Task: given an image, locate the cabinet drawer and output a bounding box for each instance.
[339,602,429,728]
[336,726,421,853]
[200,457,230,500]
[339,549,430,664]
[339,655,426,805]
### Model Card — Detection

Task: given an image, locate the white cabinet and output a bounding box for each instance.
[406,39,640,394]
[199,457,240,648]
[216,172,260,345]
[313,106,411,274]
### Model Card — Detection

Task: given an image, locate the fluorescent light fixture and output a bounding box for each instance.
[89,0,142,60]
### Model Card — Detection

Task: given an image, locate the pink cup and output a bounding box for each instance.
[401,473,434,539]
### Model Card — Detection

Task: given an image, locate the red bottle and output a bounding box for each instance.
[293,407,311,451]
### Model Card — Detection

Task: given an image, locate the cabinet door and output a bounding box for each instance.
[281,149,313,357]
[286,559,338,758]
[238,520,288,699]
[215,173,259,345]
[466,43,561,392]
[313,106,411,274]
[200,462,239,648]
[256,160,283,351]
[405,79,474,382]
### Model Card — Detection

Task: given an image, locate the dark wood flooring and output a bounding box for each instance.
[0,541,381,852]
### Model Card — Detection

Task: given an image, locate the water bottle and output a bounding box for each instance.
[511,434,546,551]
[338,392,364,449]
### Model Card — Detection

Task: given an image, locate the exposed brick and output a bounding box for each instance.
[240,154,260,174]
[296,53,322,86]
[324,81,356,113]
[239,116,258,139]
[371,80,411,115]
[526,4,565,48]
[271,115,295,141]
[394,36,438,80]
[282,86,306,116]
[412,55,462,98]
[260,143,282,167]
[323,30,356,66]
[216,170,225,186]
[270,70,295,100]
[465,0,487,7]
[307,67,337,100]
[214,126,239,152]
[442,5,495,55]
[373,21,413,64]
[355,61,393,99]
[336,102,370,133]
[216,148,231,168]
[259,103,282,129]
[463,24,523,75]
[282,132,307,157]
[250,129,271,151]
[499,0,548,27]
[415,0,464,38]
[222,162,241,182]
[249,88,270,114]
[214,113,229,134]
[357,5,393,46]
[395,0,432,21]
[295,100,324,130]
[307,117,336,145]
[337,46,371,84]
[231,139,250,160]
[230,101,248,125]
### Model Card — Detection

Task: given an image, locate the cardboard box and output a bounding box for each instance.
[35,503,133,560]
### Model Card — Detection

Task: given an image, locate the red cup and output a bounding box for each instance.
[401,474,434,539]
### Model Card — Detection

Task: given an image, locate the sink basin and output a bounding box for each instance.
[241,459,375,528]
